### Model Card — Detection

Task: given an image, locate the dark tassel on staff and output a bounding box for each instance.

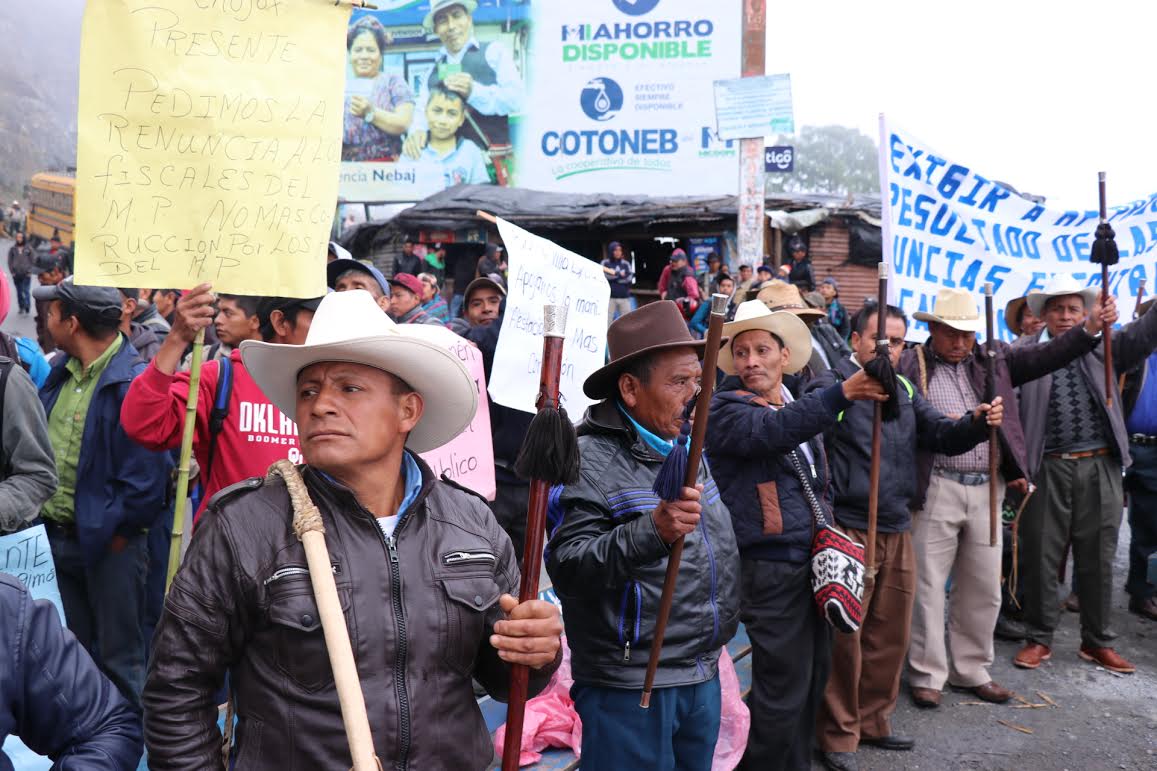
[1091,172,1117,406]
[651,402,693,501]
[514,406,580,486]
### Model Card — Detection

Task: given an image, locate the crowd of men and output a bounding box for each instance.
[0,230,1154,771]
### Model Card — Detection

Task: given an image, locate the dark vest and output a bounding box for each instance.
[666,265,694,300]
[427,42,511,149]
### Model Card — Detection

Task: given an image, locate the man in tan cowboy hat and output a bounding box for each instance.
[1013,275,1157,675]
[757,280,850,377]
[143,290,562,770]
[899,286,1115,710]
[545,300,740,769]
[705,300,887,768]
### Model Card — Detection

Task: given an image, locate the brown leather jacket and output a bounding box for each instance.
[143,458,558,770]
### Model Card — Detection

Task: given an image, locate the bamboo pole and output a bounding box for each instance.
[165,327,205,590]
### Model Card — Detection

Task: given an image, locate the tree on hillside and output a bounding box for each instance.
[765,124,879,196]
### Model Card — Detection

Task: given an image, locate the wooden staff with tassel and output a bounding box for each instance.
[1092,172,1119,406]
[501,304,580,771]
[983,283,999,547]
[864,263,891,579]
[165,327,206,589]
[640,293,730,709]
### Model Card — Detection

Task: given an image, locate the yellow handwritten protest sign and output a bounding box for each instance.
[75,0,349,297]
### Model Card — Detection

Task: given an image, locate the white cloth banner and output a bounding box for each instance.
[491,218,610,418]
[880,117,1157,341]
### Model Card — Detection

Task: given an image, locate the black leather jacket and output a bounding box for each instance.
[143,457,558,771]
[0,573,142,769]
[545,401,740,689]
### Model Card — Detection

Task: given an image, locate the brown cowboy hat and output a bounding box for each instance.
[755,280,825,322]
[583,300,727,400]
[1005,296,1029,336]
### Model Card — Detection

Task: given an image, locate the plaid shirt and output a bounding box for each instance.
[926,353,990,474]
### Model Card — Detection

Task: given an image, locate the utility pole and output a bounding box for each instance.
[737,0,767,270]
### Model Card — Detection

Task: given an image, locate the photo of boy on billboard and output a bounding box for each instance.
[398,85,491,187]
[401,0,526,185]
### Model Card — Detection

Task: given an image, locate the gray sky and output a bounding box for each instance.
[766,0,1154,210]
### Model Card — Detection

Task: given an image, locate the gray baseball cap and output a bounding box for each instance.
[33,277,124,322]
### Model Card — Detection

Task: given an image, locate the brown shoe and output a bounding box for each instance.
[1078,645,1135,674]
[910,687,941,708]
[1129,596,1157,622]
[1063,593,1080,612]
[970,681,1014,704]
[1013,642,1052,669]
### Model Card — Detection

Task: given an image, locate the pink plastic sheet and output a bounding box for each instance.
[494,640,750,769]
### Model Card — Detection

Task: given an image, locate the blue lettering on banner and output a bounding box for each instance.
[541,129,678,157]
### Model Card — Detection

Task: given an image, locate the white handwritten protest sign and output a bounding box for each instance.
[0,524,65,622]
[880,117,1157,341]
[491,218,610,418]
[405,325,496,500]
[74,0,349,296]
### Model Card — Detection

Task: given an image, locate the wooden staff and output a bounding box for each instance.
[1098,173,1114,407]
[269,460,381,771]
[501,305,570,771]
[865,263,889,579]
[1119,279,1146,393]
[165,327,206,589]
[640,293,730,708]
[984,283,999,547]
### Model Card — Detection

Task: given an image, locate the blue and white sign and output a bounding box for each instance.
[880,117,1157,341]
[0,524,65,623]
[713,74,794,141]
[764,145,794,173]
[522,0,741,195]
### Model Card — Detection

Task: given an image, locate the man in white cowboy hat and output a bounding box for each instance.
[142,290,562,770]
[1012,275,1157,675]
[899,286,1115,710]
[545,300,741,769]
[1120,296,1157,623]
[705,300,887,769]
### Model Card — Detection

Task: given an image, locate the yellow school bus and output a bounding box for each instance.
[25,171,76,247]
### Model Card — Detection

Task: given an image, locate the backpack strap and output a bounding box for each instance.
[897,374,916,400]
[203,357,233,486]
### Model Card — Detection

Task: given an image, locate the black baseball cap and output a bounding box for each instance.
[33,277,123,322]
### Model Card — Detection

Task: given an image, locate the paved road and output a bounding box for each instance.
[0,238,39,342]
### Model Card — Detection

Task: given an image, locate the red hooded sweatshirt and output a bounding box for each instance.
[120,349,300,521]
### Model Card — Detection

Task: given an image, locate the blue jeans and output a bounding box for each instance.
[48,529,149,710]
[573,675,721,771]
[13,274,30,312]
[450,293,464,319]
[1126,443,1157,600]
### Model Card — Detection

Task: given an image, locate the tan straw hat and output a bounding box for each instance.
[718,300,813,376]
[912,287,983,333]
[754,280,825,321]
[240,290,476,453]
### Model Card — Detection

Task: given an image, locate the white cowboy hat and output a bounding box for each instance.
[912,287,983,333]
[718,300,813,376]
[424,0,477,30]
[240,290,476,453]
[1026,275,1100,318]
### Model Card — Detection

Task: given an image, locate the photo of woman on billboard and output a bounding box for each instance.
[343,16,415,162]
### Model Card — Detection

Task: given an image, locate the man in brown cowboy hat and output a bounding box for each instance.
[757,280,850,377]
[545,300,740,769]
[1005,295,1045,338]
[1013,276,1157,675]
[143,290,562,769]
[900,286,1115,710]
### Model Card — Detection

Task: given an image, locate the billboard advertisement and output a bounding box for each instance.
[338,0,739,203]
